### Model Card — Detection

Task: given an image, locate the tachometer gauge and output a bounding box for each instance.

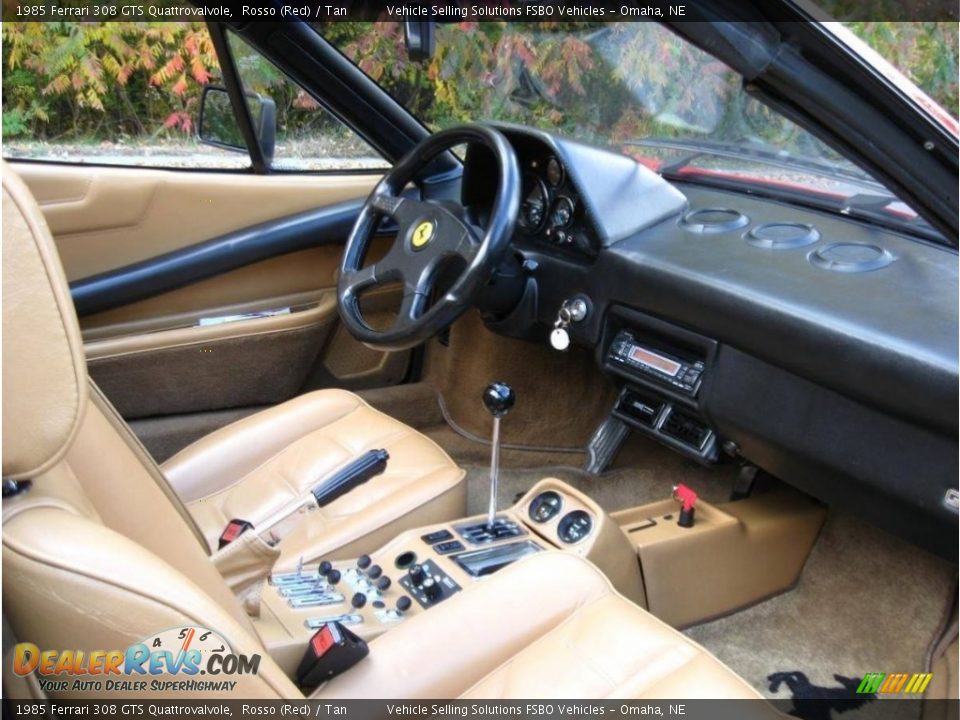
[546,157,564,187]
[528,491,563,523]
[557,510,593,544]
[519,174,549,234]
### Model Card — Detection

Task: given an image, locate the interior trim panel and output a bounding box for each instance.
[70,200,365,316]
[11,161,382,279]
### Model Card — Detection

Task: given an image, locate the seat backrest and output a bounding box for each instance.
[1,162,299,699]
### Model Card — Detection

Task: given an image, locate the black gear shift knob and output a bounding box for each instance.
[483,382,515,418]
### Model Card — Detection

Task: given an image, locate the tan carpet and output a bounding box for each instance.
[422,310,619,450]
[420,422,741,515]
[685,512,956,707]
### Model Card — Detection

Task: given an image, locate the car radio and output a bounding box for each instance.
[607,330,704,395]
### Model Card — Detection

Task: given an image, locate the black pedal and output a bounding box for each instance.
[218,519,254,549]
[296,621,369,690]
[583,413,630,475]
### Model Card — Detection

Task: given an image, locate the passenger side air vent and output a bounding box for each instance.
[745,222,820,249]
[660,409,711,450]
[809,242,896,273]
[680,208,749,234]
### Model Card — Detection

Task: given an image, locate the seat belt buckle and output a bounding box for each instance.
[296,621,369,690]
[218,518,254,549]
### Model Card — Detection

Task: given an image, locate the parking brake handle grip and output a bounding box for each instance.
[313,449,390,507]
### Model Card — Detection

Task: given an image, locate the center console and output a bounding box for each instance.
[248,378,826,687]
[254,478,645,676]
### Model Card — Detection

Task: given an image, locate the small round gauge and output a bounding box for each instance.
[519,174,549,234]
[546,157,564,187]
[528,490,564,524]
[143,626,230,661]
[550,196,575,229]
[557,510,593,544]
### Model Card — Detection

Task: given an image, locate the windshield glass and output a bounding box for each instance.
[318,21,945,239]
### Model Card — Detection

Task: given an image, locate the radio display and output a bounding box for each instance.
[628,347,682,377]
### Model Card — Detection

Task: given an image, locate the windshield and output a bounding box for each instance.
[318,21,946,239]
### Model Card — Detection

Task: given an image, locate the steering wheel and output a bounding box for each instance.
[337,124,520,351]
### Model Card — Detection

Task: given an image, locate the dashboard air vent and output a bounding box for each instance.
[680,208,749,234]
[809,242,895,273]
[660,409,710,450]
[746,222,820,249]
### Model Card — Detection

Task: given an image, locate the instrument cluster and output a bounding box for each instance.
[527,489,595,545]
[517,154,597,257]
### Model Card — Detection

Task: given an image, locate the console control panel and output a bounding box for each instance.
[398,559,462,609]
[608,331,704,395]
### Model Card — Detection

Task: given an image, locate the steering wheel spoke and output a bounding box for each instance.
[343,263,380,292]
[396,291,427,328]
[369,192,405,219]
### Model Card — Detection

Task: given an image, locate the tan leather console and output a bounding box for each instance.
[252,479,771,702]
[255,478,646,675]
[614,486,827,628]
[255,476,825,680]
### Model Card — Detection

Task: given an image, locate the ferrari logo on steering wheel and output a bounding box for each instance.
[411,220,436,250]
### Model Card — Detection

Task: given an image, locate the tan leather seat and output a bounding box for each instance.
[2,161,769,705]
[3,165,464,567]
[162,389,465,563]
[322,552,769,701]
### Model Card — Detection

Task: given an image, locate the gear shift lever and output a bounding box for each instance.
[483,382,515,529]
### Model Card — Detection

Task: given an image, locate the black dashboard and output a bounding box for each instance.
[463,124,959,559]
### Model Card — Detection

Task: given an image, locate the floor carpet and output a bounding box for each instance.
[685,513,955,710]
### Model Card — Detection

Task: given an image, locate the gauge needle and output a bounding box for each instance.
[180,628,196,653]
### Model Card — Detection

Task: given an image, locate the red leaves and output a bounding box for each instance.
[162,110,192,134]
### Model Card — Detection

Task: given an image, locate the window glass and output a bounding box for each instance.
[2,22,249,169]
[226,32,389,171]
[844,22,958,113]
[1,22,390,172]
[319,21,949,237]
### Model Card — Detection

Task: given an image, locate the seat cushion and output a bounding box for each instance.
[319,552,768,702]
[162,389,465,561]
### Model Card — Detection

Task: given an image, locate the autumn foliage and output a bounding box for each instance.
[2,20,957,146]
[2,22,218,139]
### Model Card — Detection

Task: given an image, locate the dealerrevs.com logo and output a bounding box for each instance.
[13,627,261,693]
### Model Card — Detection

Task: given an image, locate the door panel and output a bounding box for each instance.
[11,161,409,422]
[87,296,338,419]
[15,162,381,280]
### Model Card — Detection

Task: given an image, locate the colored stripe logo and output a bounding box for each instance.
[857,672,933,695]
